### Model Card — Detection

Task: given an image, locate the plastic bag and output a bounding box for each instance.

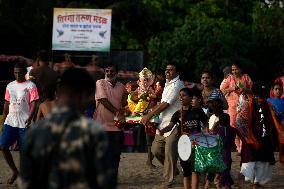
[193,137,226,173]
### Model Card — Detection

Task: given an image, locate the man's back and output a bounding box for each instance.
[19,107,116,189]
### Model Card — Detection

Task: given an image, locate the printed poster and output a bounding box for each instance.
[52,8,112,52]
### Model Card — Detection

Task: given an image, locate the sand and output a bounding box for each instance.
[0,152,284,189]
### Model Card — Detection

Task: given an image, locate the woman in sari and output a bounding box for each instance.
[220,64,253,154]
[239,87,277,188]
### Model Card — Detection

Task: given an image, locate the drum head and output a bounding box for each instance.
[178,135,192,161]
[189,133,218,147]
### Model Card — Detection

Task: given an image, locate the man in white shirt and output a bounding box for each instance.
[141,63,184,186]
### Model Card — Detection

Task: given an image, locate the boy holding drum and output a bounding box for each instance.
[160,88,208,189]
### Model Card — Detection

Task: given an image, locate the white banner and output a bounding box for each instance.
[52,8,112,52]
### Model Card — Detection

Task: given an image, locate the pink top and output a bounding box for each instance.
[94,79,125,131]
[220,74,253,127]
[220,74,253,102]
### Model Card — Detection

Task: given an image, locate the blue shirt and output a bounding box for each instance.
[267,98,284,122]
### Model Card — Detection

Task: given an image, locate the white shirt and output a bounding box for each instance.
[158,76,184,137]
[4,80,39,128]
[208,114,219,130]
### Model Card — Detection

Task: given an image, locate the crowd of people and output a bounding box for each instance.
[0,50,283,189]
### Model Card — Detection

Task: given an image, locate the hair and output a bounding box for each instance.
[232,63,239,68]
[104,62,118,73]
[191,88,202,99]
[201,70,214,79]
[44,84,56,100]
[180,87,193,97]
[219,113,230,127]
[57,68,95,95]
[36,50,50,63]
[14,62,27,73]
[210,98,223,115]
[166,63,180,73]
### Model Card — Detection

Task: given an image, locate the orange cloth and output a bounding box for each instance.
[268,102,284,162]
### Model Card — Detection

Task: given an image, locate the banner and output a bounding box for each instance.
[52,8,112,52]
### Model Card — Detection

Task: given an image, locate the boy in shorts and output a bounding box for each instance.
[1,62,39,185]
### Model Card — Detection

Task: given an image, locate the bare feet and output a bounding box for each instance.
[7,172,18,185]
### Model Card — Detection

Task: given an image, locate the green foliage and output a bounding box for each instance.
[147,0,284,83]
[251,1,284,79]
[0,0,283,85]
[148,14,252,82]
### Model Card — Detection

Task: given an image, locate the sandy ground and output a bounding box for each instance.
[0,152,284,189]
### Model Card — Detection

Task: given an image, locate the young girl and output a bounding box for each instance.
[160,88,208,189]
[267,82,284,122]
[205,99,236,189]
[267,82,284,162]
[217,113,236,189]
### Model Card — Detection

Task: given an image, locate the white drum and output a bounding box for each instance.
[189,133,218,147]
[178,135,192,161]
[178,133,219,161]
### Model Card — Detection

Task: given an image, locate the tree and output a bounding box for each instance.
[148,1,254,82]
[251,1,284,81]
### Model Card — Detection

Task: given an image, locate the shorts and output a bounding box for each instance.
[0,124,26,150]
[180,159,194,177]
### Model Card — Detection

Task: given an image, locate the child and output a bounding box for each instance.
[207,99,224,133]
[160,88,208,189]
[267,82,284,162]
[216,113,236,189]
[267,82,284,122]
[205,99,236,189]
